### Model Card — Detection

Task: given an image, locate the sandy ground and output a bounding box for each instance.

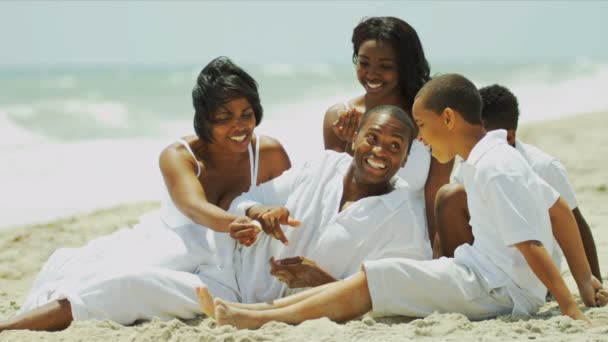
[1,112,608,341]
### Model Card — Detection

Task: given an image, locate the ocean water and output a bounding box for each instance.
[1,60,607,229]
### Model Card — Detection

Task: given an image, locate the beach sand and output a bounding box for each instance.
[1,112,608,341]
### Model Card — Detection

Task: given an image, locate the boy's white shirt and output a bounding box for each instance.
[514,139,578,210]
[229,150,431,303]
[453,129,560,315]
[451,135,579,268]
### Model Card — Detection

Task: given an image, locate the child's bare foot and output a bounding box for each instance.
[215,298,266,330]
[196,286,215,318]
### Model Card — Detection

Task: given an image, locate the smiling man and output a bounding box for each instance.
[218,104,431,306]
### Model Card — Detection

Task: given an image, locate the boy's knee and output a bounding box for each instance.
[435,184,466,213]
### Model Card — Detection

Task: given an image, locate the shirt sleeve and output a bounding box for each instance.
[538,160,578,210]
[483,174,549,247]
[228,162,305,216]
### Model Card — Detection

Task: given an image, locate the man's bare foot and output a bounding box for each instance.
[215,298,266,330]
[196,286,215,318]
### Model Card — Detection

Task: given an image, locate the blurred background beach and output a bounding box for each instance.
[1,1,607,229]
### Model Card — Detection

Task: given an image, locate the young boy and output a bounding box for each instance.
[199,74,605,330]
[435,84,601,282]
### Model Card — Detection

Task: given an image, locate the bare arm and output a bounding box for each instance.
[159,145,235,232]
[549,197,600,306]
[515,240,588,321]
[572,207,602,282]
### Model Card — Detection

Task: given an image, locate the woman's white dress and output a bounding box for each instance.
[17,138,260,323]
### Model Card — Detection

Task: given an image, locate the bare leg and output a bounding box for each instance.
[0,299,73,332]
[434,183,472,257]
[425,157,454,247]
[197,281,336,316]
[215,271,371,330]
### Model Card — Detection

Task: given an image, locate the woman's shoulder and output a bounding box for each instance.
[257,134,291,176]
[160,135,198,158]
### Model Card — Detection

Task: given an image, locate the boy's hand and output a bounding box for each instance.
[563,304,591,324]
[578,275,607,307]
[592,276,608,307]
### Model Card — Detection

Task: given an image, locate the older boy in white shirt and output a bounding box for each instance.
[203,74,605,330]
[435,84,600,282]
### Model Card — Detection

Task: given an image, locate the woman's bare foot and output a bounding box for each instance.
[215,298,267,330]
[196,286,215,318]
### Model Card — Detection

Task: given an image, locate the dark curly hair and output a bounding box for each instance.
[416,73,482,125]
[352,17,431,110]
[478,84,520,130]
[192,57,263,143]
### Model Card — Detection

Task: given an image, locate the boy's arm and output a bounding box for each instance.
[515,240,589,322]
[572,207,602,282]
[549,197,601,306]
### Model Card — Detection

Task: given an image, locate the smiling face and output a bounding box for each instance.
[412,96,456,164]
[210,97,257,153]
[355,39,400,99]
[351,111,410,185]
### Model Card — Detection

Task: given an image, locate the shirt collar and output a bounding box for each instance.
[336,152,409,211]
[464,129,509,166]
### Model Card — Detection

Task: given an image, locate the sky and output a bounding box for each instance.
[0,1,607,68]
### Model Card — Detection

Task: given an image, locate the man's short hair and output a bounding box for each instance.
[359,105,417,154]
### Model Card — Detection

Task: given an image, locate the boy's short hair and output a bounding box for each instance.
[192,56,263,143]
[359,105,418,154]
[479,84,520,131]
[416,73,482,125]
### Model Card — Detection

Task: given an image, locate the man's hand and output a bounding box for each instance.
[270,256,336,288]
[228,217,261,247]
[332,108,362,143]
[247,206,301,245]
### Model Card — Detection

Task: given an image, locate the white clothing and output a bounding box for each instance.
[366,130,559,319]
[514,139,577,209]
[452,137,574,270]
[230,150,431,303]
[18,137,261,323]
[365,257,513,320]
[454,130,559,315]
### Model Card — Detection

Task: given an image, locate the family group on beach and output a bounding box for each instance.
[1,16,606,332]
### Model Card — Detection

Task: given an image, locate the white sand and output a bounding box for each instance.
[1,112,608,341]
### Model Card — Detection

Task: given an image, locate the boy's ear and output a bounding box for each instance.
[351,131,358,150]
[442,108,456,130]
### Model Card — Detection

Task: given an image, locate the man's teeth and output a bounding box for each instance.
[366,158,386,169]
[230,135,246,142]
[366,81,382,89]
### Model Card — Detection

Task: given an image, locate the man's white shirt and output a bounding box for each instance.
[229,150,431,303]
